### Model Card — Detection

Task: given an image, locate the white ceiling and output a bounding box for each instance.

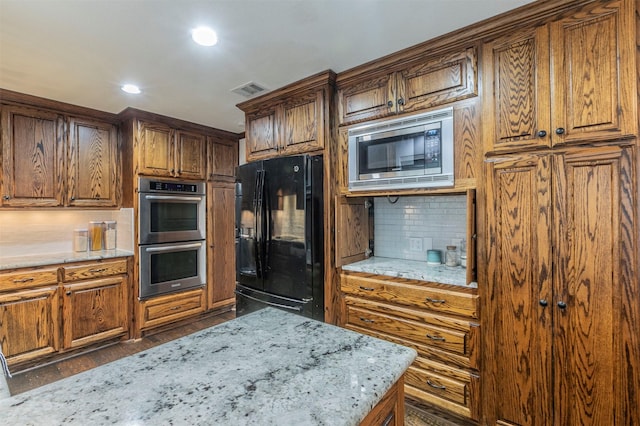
[0,0,534,133]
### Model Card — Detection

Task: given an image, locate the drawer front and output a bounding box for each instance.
[0,268,59,291]
[346,305,468,356]
[405,365,467,406]
[341,274,478,319]
[139,289,205,330]
[62,259,128,281]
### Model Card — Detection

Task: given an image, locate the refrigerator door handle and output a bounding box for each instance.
[254,170,262,278]
[263,170,271,273]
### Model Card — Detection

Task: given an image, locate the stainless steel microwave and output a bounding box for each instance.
[348,107,454,191]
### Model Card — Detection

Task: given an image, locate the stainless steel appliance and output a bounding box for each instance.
[138,177,206,299]
[348,107,454,191]
[235,155,324,321]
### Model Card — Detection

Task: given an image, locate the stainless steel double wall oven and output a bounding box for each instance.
[138,177,206,299]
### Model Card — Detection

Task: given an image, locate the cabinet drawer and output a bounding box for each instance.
[341,274,478,319]
[139,288,205,331]
[346,305,468,356]
[405,365,467,406]
[62,259,127,281]
[0,268,59,291]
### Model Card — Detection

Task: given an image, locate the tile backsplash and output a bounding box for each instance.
[374,195,467,262]
[0,209,134,258]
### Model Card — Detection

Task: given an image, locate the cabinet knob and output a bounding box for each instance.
[557,301,567,309]
[2,195,9,200]
[66,291,72,296]
[397,98,405,106]
[539,299,548,307]
[555,127,565,135]
[537,130,547,138]
[387,100,393,108]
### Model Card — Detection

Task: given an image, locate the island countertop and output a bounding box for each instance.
[2,308,416,425]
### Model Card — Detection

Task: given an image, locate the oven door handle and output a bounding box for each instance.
[144,195,204,202]
[144,242,203,253]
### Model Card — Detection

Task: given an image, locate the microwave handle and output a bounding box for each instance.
[144,242,203,253]
[144,195,203,202]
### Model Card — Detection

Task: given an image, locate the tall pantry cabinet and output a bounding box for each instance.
[481,1,639,425]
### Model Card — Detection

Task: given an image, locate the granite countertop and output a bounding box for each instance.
[0,249,134,270]
[342,256,476,288]
[2,308,417,426]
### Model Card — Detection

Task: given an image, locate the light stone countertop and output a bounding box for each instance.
[342,256,476,288]
[2,308,417,426]
[0,249,134,270]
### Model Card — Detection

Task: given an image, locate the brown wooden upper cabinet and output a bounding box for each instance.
[238,70,335,163]
[483,0,636,153]
[137,121,206,180]
[1,105,119,207]
[337,47,477,126]
[207,136,238,181]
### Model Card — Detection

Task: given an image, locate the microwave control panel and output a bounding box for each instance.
[424,128,442,170]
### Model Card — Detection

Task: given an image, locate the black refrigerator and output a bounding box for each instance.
[235,154,324,321]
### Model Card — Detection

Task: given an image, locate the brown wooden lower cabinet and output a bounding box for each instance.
[0,258,130,370]
[341,271,480,422]
[137,287,206,332]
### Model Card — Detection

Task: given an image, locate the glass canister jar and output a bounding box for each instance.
[104,221,117,250]
[88,221,105,251]
[445,245,458,267]
[73,229,88,252]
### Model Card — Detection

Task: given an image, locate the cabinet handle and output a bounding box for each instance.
[382,412,394,426]
[12,277,34,283]
[386,100,393,107]
[397,98,405,106]
[359,317,375,323]
[555,127,565,135]
[170,306,182,311]
[359,286,375,291]
[539,299,548,307]
[426,334,445,341]
[2,195,10,200]
[426,380,446,390]
[89,268,107,273]
[537,130,547,138]
[426,298,446,304]
[557,301,567,309]
[70,196,75,201]
[66,291,72,296]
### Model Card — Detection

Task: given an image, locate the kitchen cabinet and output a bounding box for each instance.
[207,184,236,310]
[341,272,480,421]
[1,104,120,208]
[0,258,130,370]
[483,0,636,153]
[237,70,335,162]
[137,121,206,179]
[137,287,205,332]
[1,105,65,207]
[484,145,639,425]
[337,47,477,126]
[60,259,129,350]
[67,116,119,207]
[207,137,237,181]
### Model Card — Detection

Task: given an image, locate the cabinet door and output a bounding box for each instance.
[335,196,371,267]
[207,184,236,309]
[483,26,551,153]
[1,106,65,207]
[281,90,324,155]
[138,121,175,176]
[553,146,639,425]
[397,47,477,115]
[208,138,237,180]
[550,0,636,145]
[484,153,553,425]
[337,72,396,125]
[0,286,59,366]
[245,108,278,161]
[175,130,206,179]
[67,117,119,207]
[61,276,127,350]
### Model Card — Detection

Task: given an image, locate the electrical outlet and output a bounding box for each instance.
[409,237,423,251]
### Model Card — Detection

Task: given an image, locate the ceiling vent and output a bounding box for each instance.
[231,81,268,98]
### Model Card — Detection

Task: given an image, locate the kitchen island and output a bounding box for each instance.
[2,308,416,425]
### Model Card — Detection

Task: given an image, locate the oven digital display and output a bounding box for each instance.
[149,181,198,192]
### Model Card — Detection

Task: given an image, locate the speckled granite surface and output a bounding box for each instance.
[0,249,133,270]
[342,256,476,288]
[2,308,416,426]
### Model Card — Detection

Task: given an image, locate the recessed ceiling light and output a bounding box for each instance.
[121,84,141,94]
[191,26,218,46]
